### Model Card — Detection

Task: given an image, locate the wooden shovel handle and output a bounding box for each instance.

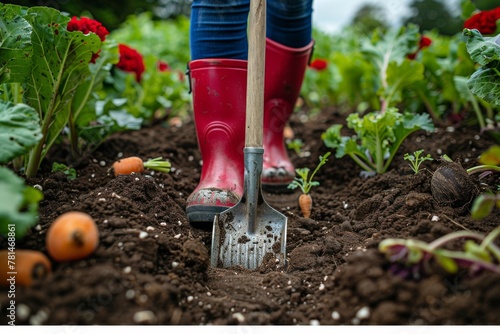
[245,0,266,148]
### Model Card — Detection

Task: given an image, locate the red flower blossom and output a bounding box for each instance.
[465,7,500,34]
[116,44,145,82]
[157,60,170,72]
[407,35,432,60]
[67,16,109,63]
[309,59,328,71]
[464,7,500,35]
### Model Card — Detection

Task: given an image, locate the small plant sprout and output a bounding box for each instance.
[286,139,304,156]
[52,162,77,180]
[379,227,500,279]
[288,152,331,218]
[404,149,433,174]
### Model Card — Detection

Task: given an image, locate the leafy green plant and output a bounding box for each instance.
[470,145,500,219]
[404,149,433,174]
[0,101,43,238]
[52,162,77,180]
[288,152,331,218]
[322,108,434,174]
[286,139,304,156]
[379,227,500,278]
[360,24,424,112]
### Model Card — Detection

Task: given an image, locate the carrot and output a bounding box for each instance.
[0,250,51,287]
[298,193,313,218]
[111,156,171,176]
[46,211,99,262]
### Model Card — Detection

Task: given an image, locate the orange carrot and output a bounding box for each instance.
[0,250,51,287]
[298,193,313,218]
[112,157,144,176]
[111,156,171,176]
[46,211,99,262]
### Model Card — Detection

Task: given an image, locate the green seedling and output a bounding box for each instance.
[404,149,433,174]
[52,162,77,180]
[379,227,500,278]
[286,139,304,156]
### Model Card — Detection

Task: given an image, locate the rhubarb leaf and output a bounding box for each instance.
[0,4,32,84]
[0,101,41,164]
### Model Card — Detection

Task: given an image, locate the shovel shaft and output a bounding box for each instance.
[245,0,266,148]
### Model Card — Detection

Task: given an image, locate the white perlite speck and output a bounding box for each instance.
[331,311,340,320]
[232,313,245,323]
[133,310,156,323]
[356,306,370,319]
[139,231,148,239]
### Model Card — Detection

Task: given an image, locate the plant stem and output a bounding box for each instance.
[479,228,500,263]
[467,165,500,175]
[428,230,485,250]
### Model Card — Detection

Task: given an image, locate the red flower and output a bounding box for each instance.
[309,59,328,71]
[464,7,500,35]
[116,44,145,82]
[407,35,432,60]
[67,16,109,63]
[157,60,170,72]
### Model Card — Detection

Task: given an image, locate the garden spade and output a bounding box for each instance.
[211,0,287,270]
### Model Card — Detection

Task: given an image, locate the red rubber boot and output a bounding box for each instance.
[186,59,247,225]
[262,38,314,192]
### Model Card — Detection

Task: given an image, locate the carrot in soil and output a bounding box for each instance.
[287,152,331,219]
[111,156,171,176]
[46,211,99,262]
[298,193,313,218]
[0,250,51,287]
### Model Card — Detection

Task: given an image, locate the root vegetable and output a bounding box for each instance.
[111,156,171,176]
[298,193,313,218]
[0,250,51,287]
[431,160,479,208]
[46,211,99,262]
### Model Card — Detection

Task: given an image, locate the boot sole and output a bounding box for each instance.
[186,205,231,230]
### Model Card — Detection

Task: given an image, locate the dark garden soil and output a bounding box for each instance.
[1,106,500,325]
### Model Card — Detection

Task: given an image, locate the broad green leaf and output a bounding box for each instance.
[385,59,424,105]
[434,253,458,274]
[0,166,42,238]
[471,194,496,220]
[465,61,500,106]
[479,145,500,165]
[73,41,119,128]
[22,7,101,175]
[463,240,492,262]
[0,100,41,164]
[461,0,476,20]
[463,29,500,66]
[0,4,32,84]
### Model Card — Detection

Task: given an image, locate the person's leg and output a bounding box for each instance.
[186,0,250,226]
[262,0,314,191]
[190,0,249,60]
[266,0,313,48]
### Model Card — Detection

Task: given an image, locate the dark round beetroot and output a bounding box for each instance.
[431,160,479,208]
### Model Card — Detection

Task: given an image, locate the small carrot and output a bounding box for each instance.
[0,250,51,287]
[46,211,99,262]
[287,153,331,219]
[298,193,313,218]
[111,156,171,176]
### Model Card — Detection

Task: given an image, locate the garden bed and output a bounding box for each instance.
[1,107,499,325]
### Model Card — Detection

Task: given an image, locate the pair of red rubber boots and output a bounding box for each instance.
[186,38,313,225]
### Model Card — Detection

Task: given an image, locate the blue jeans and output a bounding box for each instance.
[190,0,313,60]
